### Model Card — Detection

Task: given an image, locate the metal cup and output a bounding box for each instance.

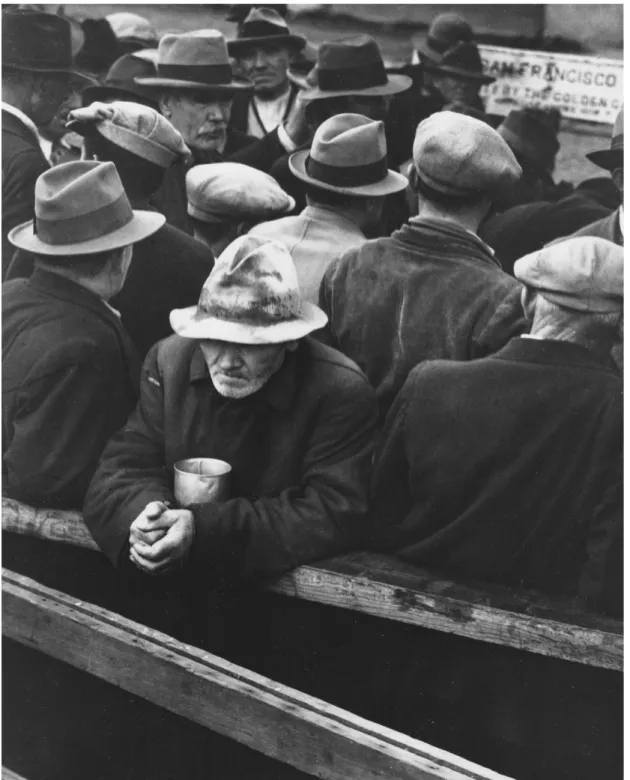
[173,458,232,508]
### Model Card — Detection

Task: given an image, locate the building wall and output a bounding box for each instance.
[544,4,623,50]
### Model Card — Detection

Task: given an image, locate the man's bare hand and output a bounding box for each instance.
[129,501,172,548]
[130,509,195,576]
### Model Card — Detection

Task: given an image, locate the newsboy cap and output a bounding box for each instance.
[67,101,190,168]
[187,162,295,223]
[413,111,522,198]
[514,236,623,313]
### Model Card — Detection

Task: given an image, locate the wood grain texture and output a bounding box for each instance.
[2,569,512,780]
[2,498,622,670]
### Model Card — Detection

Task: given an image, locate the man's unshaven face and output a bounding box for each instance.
[200,339,289,399]
[161,91,232,153]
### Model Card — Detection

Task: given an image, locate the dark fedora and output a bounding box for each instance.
[498,108,560,174]
[82,54,159,109]
[2,9,93,83]
[427,41,495,85]
[225,5,288,24]
[74,17,122,77]
[587,107,623,171]
[227,7,305,56]
[289,35,411,101]
[415,13,474,64]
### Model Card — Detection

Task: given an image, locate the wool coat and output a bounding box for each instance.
[83,336,378,583]
[2,110,49,279]
[6,220,214,361]
[371,337,622,600]
[3,269,140,509]
[318,218,527,421]
[567,207,623,246]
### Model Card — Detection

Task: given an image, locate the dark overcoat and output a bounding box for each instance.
[371,337,622,600]
[3,269,140,509]
[2,110,49,279]
[84,336,378,582]
[318,218,527,421]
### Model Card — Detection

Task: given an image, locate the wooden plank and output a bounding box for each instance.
[3,769,28,780]
[2,569,511,780]
[267,552,623,672]
[2,498,622,670]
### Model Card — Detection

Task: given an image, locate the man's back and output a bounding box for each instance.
[319,218,526,420]
[371,337,622,596]
[250,205,366,303]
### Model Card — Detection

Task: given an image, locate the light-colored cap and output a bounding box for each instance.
[170,235,327,344]
[413,111,522,198]
[186,162,295,223]
[67,101,190,168]
[514,236,624,313]
[106,12,158,44]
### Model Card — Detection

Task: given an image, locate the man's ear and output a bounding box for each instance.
[611,167,623,197]
[521,285,536,324]
[159,93,172,117]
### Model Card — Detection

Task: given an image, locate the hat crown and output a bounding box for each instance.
[158,30,231,68]
[3,9,74,70]
[428,13,473,47]
[240,6,291,37]
[311,113,386,168]
[199,235,302,327]
[499,108,560,168]
[106,52,157,85]
[106,12,157,42]
[36,160,124,220]
[318,35,384,70]
[436,40,484,74]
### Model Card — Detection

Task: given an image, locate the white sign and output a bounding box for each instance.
[479,45,623,124]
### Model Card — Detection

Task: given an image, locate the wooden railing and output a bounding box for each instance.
[2,497,623,671]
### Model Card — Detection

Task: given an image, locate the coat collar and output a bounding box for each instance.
[493,336,620,376]
[301,205,366,237]
[397,218,501,268]
[189,340,301,411]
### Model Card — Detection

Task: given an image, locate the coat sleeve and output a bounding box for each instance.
[471,283,528,359]
[190,371,379,582]
[83,344,173,566]
[4,354,132,510]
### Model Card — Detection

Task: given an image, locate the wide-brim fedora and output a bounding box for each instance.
[227,7,306,56]
[8,160,165,256]
[170,234,327,344]
[295,35,412,101]
[289,112,408,197]
[414,13,474,64]
[586,107,623,170]
[426,41,495,85]
[136,30,252,93]
[82,53,160,109]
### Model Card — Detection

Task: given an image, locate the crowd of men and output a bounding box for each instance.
[2,6,623,628]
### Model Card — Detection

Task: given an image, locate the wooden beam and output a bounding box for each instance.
[3,569,511,780]
[2,498,622,670]
[267,552,623,672]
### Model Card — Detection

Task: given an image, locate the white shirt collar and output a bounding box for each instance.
[2,101,52,163]
[619,205,624,238]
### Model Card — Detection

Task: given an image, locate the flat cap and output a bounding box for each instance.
[514,236,623,313]
[67,100,190,168]
[187,162,295,223]
[413,111,522,198]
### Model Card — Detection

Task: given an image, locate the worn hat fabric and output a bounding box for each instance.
[415,13,474,64]
[499,108,561,173]
[170,234,327,343]
[106,12,158,45]
[8,160,164,256]
[514,237,623,313]
[2,9,93,83]
[296,35,411,100]
[427,41,494,84]
[289,113,408,197]
[187,163,295,223]
[67,101,190,168]
[587,107,624,171]
[135,29,252,93]
[81,53,159,108]
[413,111,521,198]
[228,7,306,55]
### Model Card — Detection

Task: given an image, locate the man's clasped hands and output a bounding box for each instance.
[129,501,195,575]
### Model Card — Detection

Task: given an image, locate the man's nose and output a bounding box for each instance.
[217,348,243,370]
[205,103,224,121]
[253,50,269,68]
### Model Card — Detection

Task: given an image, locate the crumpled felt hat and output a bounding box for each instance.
[67,101,190,168]
[170,234,328,344]
[106,12,159,47]
[289,113,408,197]
[135,29,252,93]
[8,160,165,257]
[426,41,495,85]
[587,107,624,171]
[413,111,521,198]
[498,108,561,174]
[81,53,160,109]
[227,7,306,56]
[414,13,474,64]
[187,163,295,223]
[514,236,624,313]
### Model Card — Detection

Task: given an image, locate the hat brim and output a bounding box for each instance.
[287,67,311,90]
[169,301,328,344]
[298,73,412,101]
[8,210,165,256]
[425,64,495,85]
[188,196,296,223]
[134,76,252,92]
[2,61,98,86]
[228,34,306,55]
[81,85,158,108]
[289,151,408,197]
[586,148,623,171]
[414,39,442,64]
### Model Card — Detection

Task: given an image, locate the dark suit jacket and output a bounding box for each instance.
[6,221,214,360]
[2,109,49,279]
[3,269,140,508]
[371,337,622,600]
[567,207,622,246]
